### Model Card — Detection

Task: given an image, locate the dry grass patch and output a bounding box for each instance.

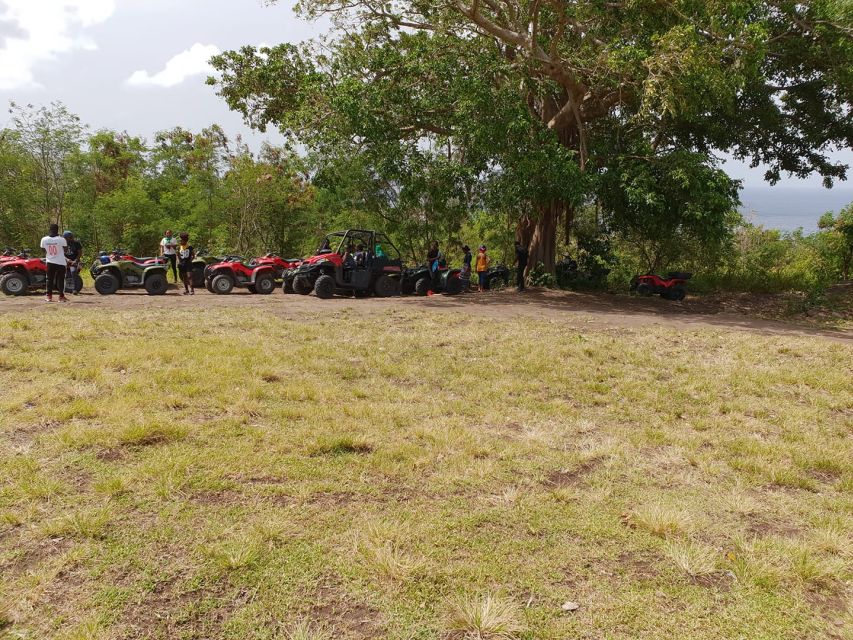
[626,503,692,538]
[664,539,718,578]
[444,593,523,639]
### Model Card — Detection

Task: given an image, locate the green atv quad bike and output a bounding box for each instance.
[91,259,169,295]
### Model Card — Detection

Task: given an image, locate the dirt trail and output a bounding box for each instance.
[1,287,850,343]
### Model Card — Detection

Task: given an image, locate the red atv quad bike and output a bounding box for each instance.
[631,272,692,301]
[285,229,402,299]
[1,248,20,263]
[253,253,302,281]
[0,254,85,296]
[205,258,277,295]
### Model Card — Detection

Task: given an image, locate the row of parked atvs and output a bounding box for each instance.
[0,229,510,298]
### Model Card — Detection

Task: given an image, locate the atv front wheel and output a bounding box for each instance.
[292,275,312,295]
[0,272,27,296]
[191,267,205,289]
[254,273,275,295]
[94,273,120,295]
[282,276,294,294]
[314,274,335,299]
[145,273,168,295]
[211,274,234,294]
[414,277,431,296]
[374,274,400,298]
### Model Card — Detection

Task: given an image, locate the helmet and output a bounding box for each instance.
[63,230,73,238]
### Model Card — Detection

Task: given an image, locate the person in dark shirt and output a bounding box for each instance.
[514,240,529,291]
[63,231,83,295]
[460,245,473,289]
[176,232,195,295]
[426,241,441,291]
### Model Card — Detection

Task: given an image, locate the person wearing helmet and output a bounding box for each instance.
[475,244,490,292]
[63,231,83,295]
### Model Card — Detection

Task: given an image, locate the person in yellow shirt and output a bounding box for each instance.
[475,244,490,292]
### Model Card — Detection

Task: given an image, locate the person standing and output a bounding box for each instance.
[514,240,529,291]
[63,231,83,295]
[460,245,473,290]
[475,244,490,292]
[40,224,68,302]
[160,230,178,282]
[426,241,441,292]
[176,232,195,295]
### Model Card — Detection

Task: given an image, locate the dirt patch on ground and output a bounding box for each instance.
[120,576,250,640]
[545,457,604,487]
[1,286,850,343]
[309,582,385,639]
[744,515,803,539]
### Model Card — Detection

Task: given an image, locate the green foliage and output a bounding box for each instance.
[818,204,853,280]
[598,150,740,272]
[0,102,320,258]
[692,223,846,294]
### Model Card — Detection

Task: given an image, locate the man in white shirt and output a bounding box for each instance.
[40,223,68,302]
[160,230,178,282]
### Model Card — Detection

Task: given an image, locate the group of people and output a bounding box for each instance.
[39,224,82,302]
[37,223,532,301]
[159,230,196,295]
[433,240,529,292]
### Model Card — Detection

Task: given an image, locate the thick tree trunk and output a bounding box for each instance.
[518,201,561,274]
[517,93,580,274]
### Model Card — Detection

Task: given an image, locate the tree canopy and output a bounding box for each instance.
[210,0,853,270]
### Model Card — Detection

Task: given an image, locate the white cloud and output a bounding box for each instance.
[126,43,220,89]
[0,0,115,90]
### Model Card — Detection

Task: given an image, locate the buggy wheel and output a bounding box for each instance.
[314,274,335,299]
[414,277,431,296]
[211,274,234,294]
[1,272,27,296]
[636,283,652,297]
[374,274,400,297]
[94,273,120,295]
[293,275,312,295]
[144,272,168,295]
[282,276,294,294]
[254,273,275,295]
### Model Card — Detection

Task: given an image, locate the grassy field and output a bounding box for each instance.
[0,305,851,639]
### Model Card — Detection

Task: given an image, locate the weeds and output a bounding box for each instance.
[444,593,523,639]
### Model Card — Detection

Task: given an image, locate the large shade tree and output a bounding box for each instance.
[211,0,852,270]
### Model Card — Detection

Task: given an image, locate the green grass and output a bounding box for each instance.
[0,307,851,639]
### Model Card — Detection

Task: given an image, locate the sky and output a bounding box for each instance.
[0,0,851,231]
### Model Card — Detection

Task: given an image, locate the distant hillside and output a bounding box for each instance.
[738,185,853,232]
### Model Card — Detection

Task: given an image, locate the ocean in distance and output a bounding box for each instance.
[738,185,853,233]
